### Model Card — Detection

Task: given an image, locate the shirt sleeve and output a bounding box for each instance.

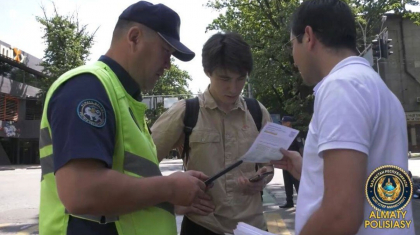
[151,100,185,161]
[47,73,116,172]
[316,78,372,156]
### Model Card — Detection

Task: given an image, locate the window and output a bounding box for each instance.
[0,93,19,121]
[25,99,43,120]
[0,61,43,88]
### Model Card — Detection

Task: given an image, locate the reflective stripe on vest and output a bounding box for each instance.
[41,152,163,187]
[39,127,52,149]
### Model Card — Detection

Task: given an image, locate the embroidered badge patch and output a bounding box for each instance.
[77,99,106,127]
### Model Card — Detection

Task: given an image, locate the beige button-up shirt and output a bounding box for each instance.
[151,88,272,234]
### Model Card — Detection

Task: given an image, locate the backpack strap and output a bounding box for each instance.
[244,98,265,200]
[181,97,200,169]
[244,97,263,132]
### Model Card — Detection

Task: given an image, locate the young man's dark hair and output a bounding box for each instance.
[202,32,253,75]
[291,0,357,52]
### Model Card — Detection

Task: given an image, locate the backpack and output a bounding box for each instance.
[181,97,262,170]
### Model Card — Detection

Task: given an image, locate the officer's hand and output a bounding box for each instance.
[270,148,302,180]
[168,171,208,206]
[237,167,270,195]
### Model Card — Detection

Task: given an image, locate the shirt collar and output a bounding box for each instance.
[99,55,142,101]
[313,56,370,95]
[202,86,245,111]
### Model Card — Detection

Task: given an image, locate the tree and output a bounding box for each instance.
[206,0,420,132]
[36,3,98,102]
[145,58,193,126]
[145,58,193,97]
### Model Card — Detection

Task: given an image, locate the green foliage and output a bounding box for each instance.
[145,59,193,97]
[36,3,97,102]
[145,58,193,126]
[206,0,419,132]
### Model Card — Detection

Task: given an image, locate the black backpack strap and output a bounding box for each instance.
[182,97,200,169]
[244,97,263,132]
[244,97,265,200]
[244,98,263,168]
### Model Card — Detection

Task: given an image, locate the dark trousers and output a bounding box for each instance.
[181,216,223,235]
[283,170,300,203]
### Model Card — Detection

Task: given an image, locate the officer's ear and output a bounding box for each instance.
[127,26,142,52]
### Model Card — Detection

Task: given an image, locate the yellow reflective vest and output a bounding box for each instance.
[39,61,177,235]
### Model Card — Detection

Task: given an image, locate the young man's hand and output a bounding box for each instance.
[237,166,271,195]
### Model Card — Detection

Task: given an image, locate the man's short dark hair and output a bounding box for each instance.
[291,0,357,52]
[202,32,253,75]
[112,19,138,42]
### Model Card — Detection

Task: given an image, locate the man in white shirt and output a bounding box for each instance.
[271,0,415,234]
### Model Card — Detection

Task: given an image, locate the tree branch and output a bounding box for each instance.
[256,0,280,29]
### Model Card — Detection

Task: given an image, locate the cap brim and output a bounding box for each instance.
[158,33,195,62]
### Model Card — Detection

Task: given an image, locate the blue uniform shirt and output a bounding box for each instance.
[47,55,141,235]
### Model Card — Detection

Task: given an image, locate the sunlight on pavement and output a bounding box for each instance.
[265,212,292,235]
[16,224,38,235]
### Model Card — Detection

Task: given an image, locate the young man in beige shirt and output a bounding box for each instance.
[151,32,274,235]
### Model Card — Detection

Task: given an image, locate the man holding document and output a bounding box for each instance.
[272,0,414,235]
[152,32,274,235]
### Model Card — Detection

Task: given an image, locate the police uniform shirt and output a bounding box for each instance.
[288,134,304,153]
[48,55,140,235]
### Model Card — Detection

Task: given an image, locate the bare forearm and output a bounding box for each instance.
[300,206,360,235]
[300,207,330,235]
[58,168,174,216]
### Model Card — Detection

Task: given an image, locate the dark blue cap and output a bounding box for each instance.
[119,1,195,61]
[281,116,294,122]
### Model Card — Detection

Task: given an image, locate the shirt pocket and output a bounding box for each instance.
[238,126,259,156]
[190,130,220,144]
[188,129,221,164]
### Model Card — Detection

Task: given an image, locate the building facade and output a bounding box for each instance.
[0,40,44,165]
[381,15,420,152]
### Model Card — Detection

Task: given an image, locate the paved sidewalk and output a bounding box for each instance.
[263,168,297,235]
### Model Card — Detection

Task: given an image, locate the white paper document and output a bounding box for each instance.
[233,222,276,235]
[240,122,299,163]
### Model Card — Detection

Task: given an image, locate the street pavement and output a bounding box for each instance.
[0,167,39,235]
[0,158,419,235]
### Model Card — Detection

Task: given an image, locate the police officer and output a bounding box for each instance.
[38,2,211,235]
[279,116,304,208]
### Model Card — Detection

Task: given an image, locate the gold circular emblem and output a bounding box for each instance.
[365,165,413,211]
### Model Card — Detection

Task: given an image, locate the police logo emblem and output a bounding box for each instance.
[77,99,106,127]
[366,165,412,211]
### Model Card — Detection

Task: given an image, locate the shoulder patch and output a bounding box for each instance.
[77,99,106,127]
